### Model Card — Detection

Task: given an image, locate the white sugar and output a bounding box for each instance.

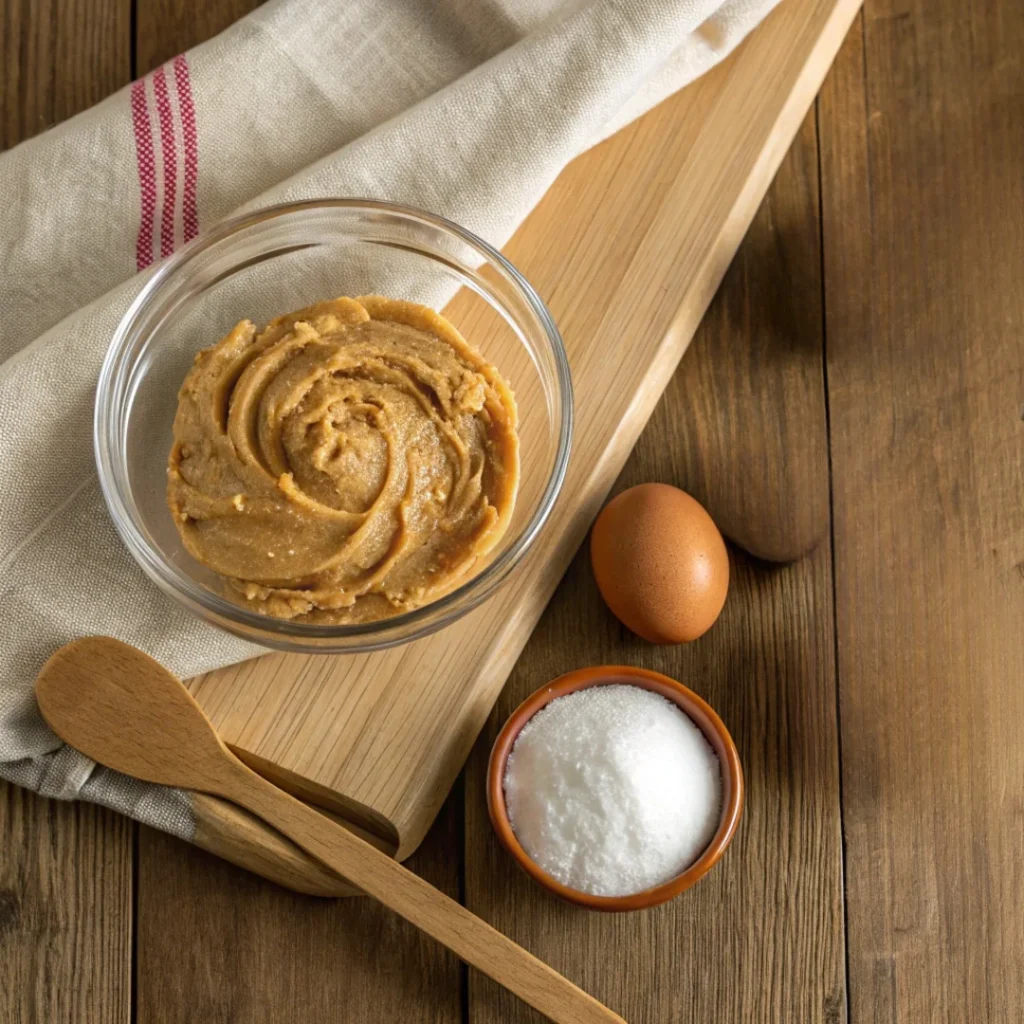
[503,684,722,897]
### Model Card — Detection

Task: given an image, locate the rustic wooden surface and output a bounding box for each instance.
[819,2,1024,1020]
[2,2,1022,1024]
[0,785,132,1023]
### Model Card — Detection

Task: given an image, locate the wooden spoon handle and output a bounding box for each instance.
[220,758,625,1024]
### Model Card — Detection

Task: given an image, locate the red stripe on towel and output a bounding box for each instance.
[173,55,199,243]
[152,66,178,259]
[130,79,157,271]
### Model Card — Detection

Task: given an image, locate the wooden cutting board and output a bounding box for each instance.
[182,0,862,895]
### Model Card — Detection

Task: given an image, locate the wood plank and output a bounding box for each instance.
[464,108,846,1023]
[0,785,133,1024]
[1,2,133,1022]
[819,2,1024,1020]
[134,788,462,1024]
[135,0,264,73]
[181,0,864,883]
[1,0,130,148]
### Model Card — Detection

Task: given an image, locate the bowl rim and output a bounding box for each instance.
[487,665,744,912]
[94,197,574,652]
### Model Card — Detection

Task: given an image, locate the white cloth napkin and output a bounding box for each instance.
[0,0,778,840]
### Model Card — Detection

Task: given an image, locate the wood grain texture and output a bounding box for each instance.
[1,0,130,149]
[135,0,264,74]
[184,0,864,874]
[0,785,132,1024]
[136,792,463,1024]
[464,107,846,1024]
[0,7,133,1024]
[820,2,1024,1020]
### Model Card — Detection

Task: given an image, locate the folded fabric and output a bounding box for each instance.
[0,0,779,840]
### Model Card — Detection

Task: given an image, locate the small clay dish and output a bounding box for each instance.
[487,665,744,912]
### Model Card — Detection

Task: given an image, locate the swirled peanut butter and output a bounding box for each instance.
[167,296,519,624]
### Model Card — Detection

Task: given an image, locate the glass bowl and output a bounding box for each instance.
[95,199,572,654]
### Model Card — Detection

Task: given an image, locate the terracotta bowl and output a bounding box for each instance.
[487,665,744,911]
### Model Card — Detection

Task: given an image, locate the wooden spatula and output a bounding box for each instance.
[35,637,624,1024]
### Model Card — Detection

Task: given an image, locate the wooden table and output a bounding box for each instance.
[2,1,1022,1021]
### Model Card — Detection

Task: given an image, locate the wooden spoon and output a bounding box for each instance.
[35,637,625,1024]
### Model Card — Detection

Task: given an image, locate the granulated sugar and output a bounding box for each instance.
[503,684,721,897]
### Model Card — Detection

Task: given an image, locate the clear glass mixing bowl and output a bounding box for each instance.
[96,199,572,653]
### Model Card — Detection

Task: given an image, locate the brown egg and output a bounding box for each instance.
[590,483,729,644]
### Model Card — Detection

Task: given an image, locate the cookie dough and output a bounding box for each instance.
[167,296,519,624]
